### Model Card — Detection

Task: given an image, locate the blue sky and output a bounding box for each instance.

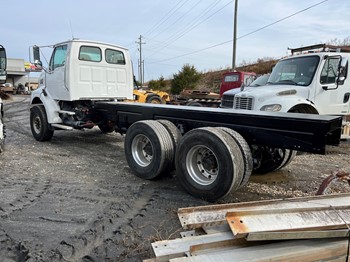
[1,0,349,81]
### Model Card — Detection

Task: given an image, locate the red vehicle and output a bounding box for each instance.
[219,71,256,96]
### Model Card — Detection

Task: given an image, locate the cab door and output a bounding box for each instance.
[313,56,349,115]
[45,44,70,100]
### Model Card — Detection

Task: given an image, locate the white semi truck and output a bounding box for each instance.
[227,44,350,137]
[29,39,342,201]
[0,44,7,153]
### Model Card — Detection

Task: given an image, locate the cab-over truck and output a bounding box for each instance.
[30,40,342,201]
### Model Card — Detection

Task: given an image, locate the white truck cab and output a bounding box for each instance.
[31,39,134,126]
[233,44,350,118]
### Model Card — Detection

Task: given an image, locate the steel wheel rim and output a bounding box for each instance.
[186,145,218,186]
[131,134,153,167]
[33,115,42,134]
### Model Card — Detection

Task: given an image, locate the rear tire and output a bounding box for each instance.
[175,127,244,202]
[217,127,253,187]
[157,120,182,171]
[98,123,114,133]
[252,146,289,174]
[124,120,174,179]
[30,105,54,141]
[277,149,297,170]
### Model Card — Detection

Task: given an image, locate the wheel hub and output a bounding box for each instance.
[33,115,41,134]
[131,134,153,167]
[186,145,219,186]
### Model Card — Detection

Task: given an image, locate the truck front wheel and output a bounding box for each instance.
[175,127,244,202]
[30,105,54,141]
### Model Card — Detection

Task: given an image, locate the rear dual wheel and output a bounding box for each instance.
[124,120,177,179]
[175,127,246,201]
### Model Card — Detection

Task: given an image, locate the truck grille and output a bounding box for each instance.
[220,94,234,108]
[234,96,254,110]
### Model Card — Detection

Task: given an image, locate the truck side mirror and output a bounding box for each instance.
[33,45,42,67]
[0,45,7,84]
[336,57,348,86]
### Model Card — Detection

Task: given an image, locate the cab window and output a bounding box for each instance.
[49,45,67,71]
[105,49,125,64]
[320,57,340,84]
[224,74,239,82]
[79,46,102,62]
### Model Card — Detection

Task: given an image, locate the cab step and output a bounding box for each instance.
[51,123,73,130]
[57,110,75,115]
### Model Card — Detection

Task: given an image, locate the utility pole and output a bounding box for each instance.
[136,35,146,86]
[232,0,238,70]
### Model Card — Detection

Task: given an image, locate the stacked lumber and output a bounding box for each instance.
[145,193,350,262]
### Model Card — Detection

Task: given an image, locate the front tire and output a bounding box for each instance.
[30,105,54,141]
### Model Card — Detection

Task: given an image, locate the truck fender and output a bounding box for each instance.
[260,96,318,113]
[30,92,62,124]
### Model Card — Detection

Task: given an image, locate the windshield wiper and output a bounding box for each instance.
[276,80,297,85]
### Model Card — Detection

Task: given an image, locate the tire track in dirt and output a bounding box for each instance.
[49,185,156,261]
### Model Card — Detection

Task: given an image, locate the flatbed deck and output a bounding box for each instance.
[95,102,342,155]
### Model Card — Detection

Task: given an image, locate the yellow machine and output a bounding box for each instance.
[132,89,170,104]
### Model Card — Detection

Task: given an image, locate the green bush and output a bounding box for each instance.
[171,64,201,95]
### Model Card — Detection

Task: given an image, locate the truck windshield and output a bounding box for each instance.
[268,56,320,86]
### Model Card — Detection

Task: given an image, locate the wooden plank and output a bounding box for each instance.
[151,231,234,258]
[177,193,350,229]
[169,238,349,262]
[246,229,350,241]
[226,205,350,238]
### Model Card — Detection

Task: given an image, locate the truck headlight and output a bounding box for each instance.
[260,104,282,112]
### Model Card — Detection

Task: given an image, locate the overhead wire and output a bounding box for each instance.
[145,0,228,59]
[148,0,329,64]
[149,0,203,40]
[145,0,188,38]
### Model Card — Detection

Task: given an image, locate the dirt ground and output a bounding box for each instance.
[1,95,349,262]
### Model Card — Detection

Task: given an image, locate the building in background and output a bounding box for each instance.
[4,58,39,90]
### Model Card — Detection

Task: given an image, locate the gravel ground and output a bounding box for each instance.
[0,95,349,262]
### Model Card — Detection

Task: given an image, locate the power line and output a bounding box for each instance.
[150,0,203,40]
[237,0,328,40]
[149,0,328,64]
[146,0,229,59]
[145,0,188,37]
[161,0,231,51]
